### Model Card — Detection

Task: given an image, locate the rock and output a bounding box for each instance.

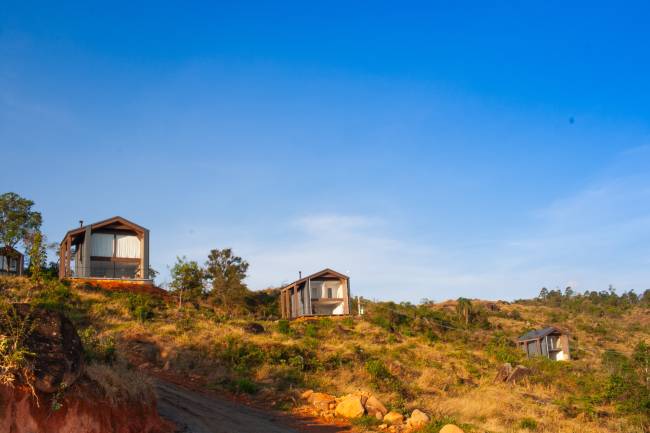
[375,411,384,420]
[244,322,265,334]
[0,304,84,393]
[383,411,404,425]
[506,365,531,383]
[301,389,314,400]
[335,395,365,419]
[378,424,388,430]
[308,392,336,411]
[440,424,465,433]
[494,362,513,382]
[365,395,388,417]
[407,409,430,427]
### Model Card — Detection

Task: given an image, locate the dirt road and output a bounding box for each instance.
[155,380,349,433]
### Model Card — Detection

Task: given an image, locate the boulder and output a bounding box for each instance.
[243,322,265,334]
[308,392,336,411]
[407,409,429,427]
[506,365,531,383]
[0,304,84,393]
[440,425,465,433]
[494,362,513,382]
[335,395,365,419]
[383,411,404,425]
[365,395,388,417]
[301,389,314,400]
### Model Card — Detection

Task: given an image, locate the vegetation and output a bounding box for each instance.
[1,271,648,432]
[0,192,42,249]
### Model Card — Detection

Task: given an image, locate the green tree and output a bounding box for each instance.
[27,231,46,283]
[204,248,249,311]
[456,297,473,326]
[169,256,205,308]
[0,192,42,249]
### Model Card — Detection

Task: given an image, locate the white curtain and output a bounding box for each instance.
[91,233,114,257]
[115,235,140,258]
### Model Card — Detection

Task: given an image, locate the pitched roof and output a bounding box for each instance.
[517,327,563,342]
[280,268,349,291]
[61,216,147,244]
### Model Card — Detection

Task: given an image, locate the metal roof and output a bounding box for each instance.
[517,327,562,342]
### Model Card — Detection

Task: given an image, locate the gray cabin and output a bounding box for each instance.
[517,327,570,361]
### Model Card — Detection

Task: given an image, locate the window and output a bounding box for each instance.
[9,258,17,272]
[327,287,333,298]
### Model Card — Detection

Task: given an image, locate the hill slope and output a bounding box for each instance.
[1,276,648,433]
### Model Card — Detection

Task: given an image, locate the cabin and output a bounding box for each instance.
[0,246,24,276]
[517,327,570,361]
[280,268,351,319]
[59,216,151,283]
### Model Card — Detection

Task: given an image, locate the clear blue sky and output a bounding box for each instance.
[2,2,650,301]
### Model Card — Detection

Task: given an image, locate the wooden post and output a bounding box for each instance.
[59,242,65,279]
[343,277,351,314]
[293,286,299,318]
[82,227,92,277]
[141,229,150,279]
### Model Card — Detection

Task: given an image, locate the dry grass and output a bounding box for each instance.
[85,362,154,404]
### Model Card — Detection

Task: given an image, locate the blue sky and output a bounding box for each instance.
[2,2,650,301]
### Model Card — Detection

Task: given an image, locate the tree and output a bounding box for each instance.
[0,193,42,249]
[204,248,249,311]
[27,231,45,283]
[456,297,473,326]
[169,256,205,308]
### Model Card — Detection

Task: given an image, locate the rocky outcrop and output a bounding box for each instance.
[300,387,430,429]
[0,304,173,433]
[334,395,365,419]
[365,394,388,418]
[406,409,430,428]
[384,411,405,425]
[0,381,172,433]
[495,362,531,384]
[439,424,465,433]
[6,303,84,393]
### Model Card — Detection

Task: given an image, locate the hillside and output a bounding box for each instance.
[1,276,648,433]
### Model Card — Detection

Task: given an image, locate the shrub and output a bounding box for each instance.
[125,294,156,322]
[78,327,116,363]
[519,418,538,430]
[277,319,291,335]
[365,358,403,394]
[486,332,522,364]
[220,336,266,375]
[0,303,36,390]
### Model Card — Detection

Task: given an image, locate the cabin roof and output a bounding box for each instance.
[61,216,147,244]
[517,326,563,342]
[280,268,349,292]
[0,245,23,258]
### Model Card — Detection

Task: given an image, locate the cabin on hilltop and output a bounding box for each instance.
[0,246,24,276]
[517,327,570,361]
[280,268,351,319]
[59,216,151,284]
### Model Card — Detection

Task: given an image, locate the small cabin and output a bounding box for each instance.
[280,268,351,319]
[59,216,151,283]
[0,246,24,276]
[517,327,570,361]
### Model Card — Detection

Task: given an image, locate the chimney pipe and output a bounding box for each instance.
[299,271,302,279]
[79,220,84,227]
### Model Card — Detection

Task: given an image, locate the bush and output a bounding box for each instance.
[125,294,156,322]
[277,319,291,335]
[78,327,116,363]
[365,358,403,394]
[519,418,538,430]
[486,332,522,364]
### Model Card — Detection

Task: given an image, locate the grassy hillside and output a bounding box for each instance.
[1,276,648,433]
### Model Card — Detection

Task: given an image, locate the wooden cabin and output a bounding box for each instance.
[0,246,24,276]
[517,327,570,361]
[280,268,351,319]
[59,216,151,283]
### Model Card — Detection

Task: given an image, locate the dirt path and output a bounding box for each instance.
[155,380,350,433]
